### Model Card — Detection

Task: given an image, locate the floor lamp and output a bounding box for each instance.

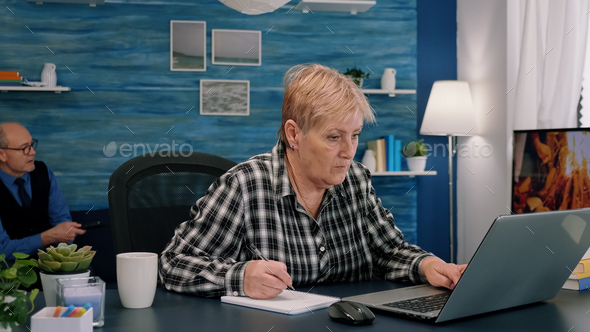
[419,81,476,263]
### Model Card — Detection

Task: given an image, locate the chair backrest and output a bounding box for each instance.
[108,152,237,256]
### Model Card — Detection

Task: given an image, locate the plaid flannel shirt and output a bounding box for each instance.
[159,140,434,297]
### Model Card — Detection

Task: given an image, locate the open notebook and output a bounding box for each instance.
[221,290,340,315]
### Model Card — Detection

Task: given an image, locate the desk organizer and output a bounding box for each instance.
[56,276,105,327]
[31,307,93,332]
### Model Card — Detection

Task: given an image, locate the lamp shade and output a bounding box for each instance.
[419,80,476,136]
[219,0,291,15]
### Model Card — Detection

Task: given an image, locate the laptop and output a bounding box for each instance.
[344,208,590,323]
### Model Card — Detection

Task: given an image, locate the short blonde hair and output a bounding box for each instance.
[278,64,375,144]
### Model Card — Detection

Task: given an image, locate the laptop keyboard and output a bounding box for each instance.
[382,293,450,313]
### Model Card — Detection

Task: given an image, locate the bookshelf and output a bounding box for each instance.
[361,88,425,176]
[294,0,376,14]
[361,89,417,97]
[372,171,437,178]
[26,0,104,6]
[0,86,71,93]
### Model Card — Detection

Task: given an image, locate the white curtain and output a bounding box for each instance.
[580,26,590,126]
[511,0,589,130]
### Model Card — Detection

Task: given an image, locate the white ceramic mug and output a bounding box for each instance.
[116,252,158,309]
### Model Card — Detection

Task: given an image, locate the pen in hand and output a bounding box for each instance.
[249,245,296,291]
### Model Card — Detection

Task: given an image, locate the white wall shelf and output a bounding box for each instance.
[362,89,417,97]
[294,0,375,14]
[0,86,71,93]
[26,0,104,6]
[372,171,437,178]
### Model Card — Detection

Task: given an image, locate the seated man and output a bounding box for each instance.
[159,64,466,299]
[0,122,85,257]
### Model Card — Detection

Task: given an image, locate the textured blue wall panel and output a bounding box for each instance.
[1,0,419,243]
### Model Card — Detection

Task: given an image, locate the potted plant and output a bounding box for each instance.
[344,67,370,88]
[0,253,39,332]
[33,243,96,306]
[402,139,428,172]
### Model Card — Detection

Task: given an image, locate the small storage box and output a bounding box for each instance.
[31,307,93,332]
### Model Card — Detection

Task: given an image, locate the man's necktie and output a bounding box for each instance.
[14,178,32,209]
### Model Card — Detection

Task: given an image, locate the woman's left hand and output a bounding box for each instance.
[420,257,467,290]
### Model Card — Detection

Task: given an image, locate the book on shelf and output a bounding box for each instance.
[0,73,23,86]
[0,71,19,77]
[366,136,404,173]
[376,138,386,172]
[0,80,22,83]
[563,276,590,290]
[383,137,388,171]
[0,75,21,82]
[366,139,386,173]
[394,139,402,171]
[384,135,395,172]
[366,140,379,171]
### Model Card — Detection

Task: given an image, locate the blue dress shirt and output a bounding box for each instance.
[0,164,72,256]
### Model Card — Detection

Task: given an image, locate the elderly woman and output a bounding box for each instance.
[159,64,466,299]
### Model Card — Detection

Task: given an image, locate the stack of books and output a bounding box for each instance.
[366,135,402,172]
[0,71,22,86]
[563,248,590,290]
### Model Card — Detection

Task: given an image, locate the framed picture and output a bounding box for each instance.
[170,20,206,71]
[212,29,261,66]
[200,79,250,116]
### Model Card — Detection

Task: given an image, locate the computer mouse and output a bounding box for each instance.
[328,300,375,326]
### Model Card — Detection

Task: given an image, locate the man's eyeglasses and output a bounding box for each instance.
[0,139,38,155]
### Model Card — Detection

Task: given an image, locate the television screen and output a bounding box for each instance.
[512,129,590,214]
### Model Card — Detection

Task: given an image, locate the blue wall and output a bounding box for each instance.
[1,0,423,243]
[416,0,457,261]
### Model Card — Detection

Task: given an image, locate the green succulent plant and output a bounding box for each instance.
[34,243,96,273]
[344,66,370,88]
[402,139,428,157]
[344,67,370,79]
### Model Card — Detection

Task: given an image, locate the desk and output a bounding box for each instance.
[14,281,589,331]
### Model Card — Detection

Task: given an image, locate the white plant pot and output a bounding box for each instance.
[406,156,427,172]
[345,75,363,88]
[356,78,364,88]
[40,270,90,307]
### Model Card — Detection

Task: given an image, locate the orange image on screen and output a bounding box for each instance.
[513,131,590,214]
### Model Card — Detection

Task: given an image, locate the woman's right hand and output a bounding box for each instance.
[244,260,293,299]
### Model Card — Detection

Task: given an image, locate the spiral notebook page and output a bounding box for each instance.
[221,290,340,315]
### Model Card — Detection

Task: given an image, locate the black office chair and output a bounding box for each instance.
[108,152,237,256]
